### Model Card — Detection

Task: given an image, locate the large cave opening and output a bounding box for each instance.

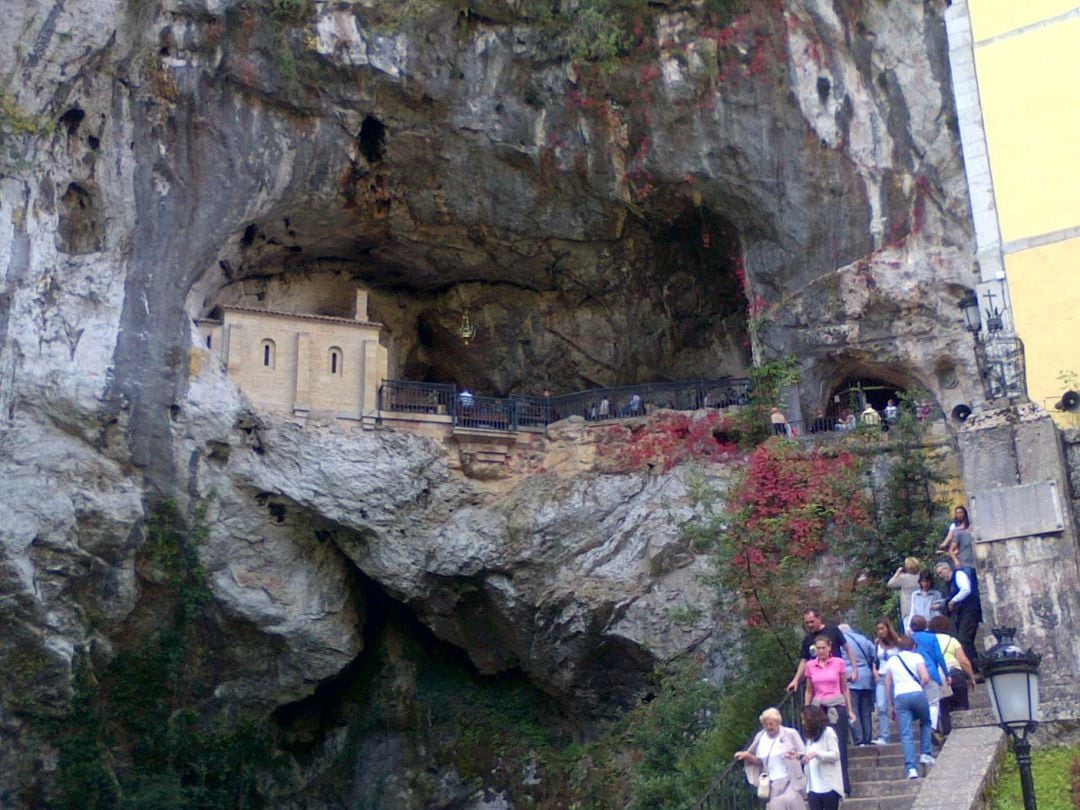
[193,200,750,399]
[271,571,575,807]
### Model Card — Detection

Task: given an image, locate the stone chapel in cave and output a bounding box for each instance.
[197,289,389,427]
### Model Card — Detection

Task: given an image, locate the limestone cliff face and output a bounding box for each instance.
[0,0,975,802]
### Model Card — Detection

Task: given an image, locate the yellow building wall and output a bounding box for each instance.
[223,310,385,421]
[1007,237,1080,422]
[226,313,299,415]
[972,15,1080,242]
[969,0,1080,42]
[967,2,1080,425]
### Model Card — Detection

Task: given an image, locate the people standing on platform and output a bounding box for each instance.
[598,396,610,420]
[771,406,789,436]
[884,399,900,423]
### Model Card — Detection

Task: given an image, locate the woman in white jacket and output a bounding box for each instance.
[736,707,808,809]
[800,704,845,809]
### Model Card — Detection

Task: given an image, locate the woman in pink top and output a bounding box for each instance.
[805,635,853,795]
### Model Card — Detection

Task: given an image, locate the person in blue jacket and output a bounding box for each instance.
[910,614,949,731]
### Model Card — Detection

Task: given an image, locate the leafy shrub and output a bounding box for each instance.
[271,0,309,23]
[54,499,273,808]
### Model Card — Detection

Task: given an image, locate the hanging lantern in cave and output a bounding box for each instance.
[458,309,477,345]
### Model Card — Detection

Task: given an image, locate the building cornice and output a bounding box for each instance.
[217,305,383,329]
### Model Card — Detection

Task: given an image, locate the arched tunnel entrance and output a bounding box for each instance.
[830,376,904,416]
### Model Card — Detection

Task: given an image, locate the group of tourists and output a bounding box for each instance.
[735,506,983,808]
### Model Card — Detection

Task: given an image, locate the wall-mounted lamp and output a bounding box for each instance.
[959,289,981,333]
[958,288,1027,402]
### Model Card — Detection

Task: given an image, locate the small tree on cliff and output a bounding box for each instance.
[861,394,950,584]
[702,440,872,653]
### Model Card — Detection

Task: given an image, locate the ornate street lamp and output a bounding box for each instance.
[958,289,1027,401]
[959,289,982,333]
[980,627,1042,810]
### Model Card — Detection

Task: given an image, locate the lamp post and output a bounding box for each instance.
[980,627,1042,810]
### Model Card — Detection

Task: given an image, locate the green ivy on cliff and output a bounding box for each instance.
[519,0,746,72]
[54,498,274,809]
[0,93,52,173]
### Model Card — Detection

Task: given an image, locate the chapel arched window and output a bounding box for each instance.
[261,339,276,369]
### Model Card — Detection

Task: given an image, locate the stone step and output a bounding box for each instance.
[952,706,996,728]
[841,796,917,810]
[849,763,905,782]
[850,743,903,759]
[849,777,922,799]
[860,756,906,771]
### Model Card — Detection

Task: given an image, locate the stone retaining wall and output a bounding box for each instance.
[1061,428,1080,536]
[911,726,1006,810]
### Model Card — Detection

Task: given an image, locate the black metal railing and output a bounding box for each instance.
[456,394,516,431]
[376,378,946,438]
[378,378,752,433]
[377,379,456,415]
[508,395,557,428]
[516,378,752,424]
[695,691,804,810]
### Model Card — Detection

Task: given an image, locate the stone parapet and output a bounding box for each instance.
[911,726,1006,810]
[958,406,1080,698]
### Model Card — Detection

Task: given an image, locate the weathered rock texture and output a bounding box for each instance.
[961,409,1080,722]
[1,0,981,803]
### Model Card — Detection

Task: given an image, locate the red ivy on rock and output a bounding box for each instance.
[594,411,740,473]
[717,441,871,629]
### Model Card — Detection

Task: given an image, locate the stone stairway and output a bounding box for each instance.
[844,683,992,809]
[845,743,923,810]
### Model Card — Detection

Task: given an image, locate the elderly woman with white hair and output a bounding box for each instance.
[735,707,808,809]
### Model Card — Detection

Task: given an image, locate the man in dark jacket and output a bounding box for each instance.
[935,559,982,674]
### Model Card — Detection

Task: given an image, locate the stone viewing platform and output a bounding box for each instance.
[375,377,752,433]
